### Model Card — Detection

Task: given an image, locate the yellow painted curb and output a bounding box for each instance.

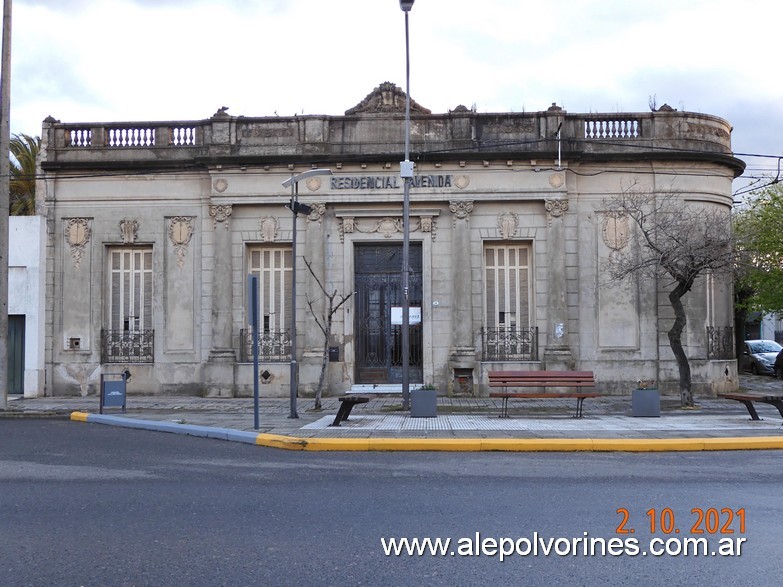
[701,436,783,451]
[254,434,783,452]
[588,438,705,452]
[481,438,595,452]
[70,411,89,422]
[255,433,308,450]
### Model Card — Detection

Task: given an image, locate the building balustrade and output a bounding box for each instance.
[107,127,156,147]
[583,117,641,139]
[43,109,739,173]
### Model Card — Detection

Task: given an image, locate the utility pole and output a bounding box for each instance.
[0,0,12,410]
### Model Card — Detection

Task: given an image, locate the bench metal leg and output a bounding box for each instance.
[574,397,585,418]
[330,402,353,427]
[499,397,510,418]
[739,400,761,421]
[761,399,783,421]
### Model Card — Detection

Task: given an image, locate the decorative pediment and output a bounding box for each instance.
[345,82,432,115]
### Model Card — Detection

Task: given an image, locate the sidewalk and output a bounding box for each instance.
[4,375,783,451]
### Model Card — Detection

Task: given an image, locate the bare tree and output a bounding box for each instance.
[303,258,354,410]
[603,185,734,407]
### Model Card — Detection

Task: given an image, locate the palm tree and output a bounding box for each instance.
[10,133,41,215]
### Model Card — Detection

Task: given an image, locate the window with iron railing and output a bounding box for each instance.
[482,243,535,361]
[238,329,291,363]
[101,329,154,363]
[706,326,734,360]
[482,327,539,361]
[247,245,292,336]
[104,247,154,363]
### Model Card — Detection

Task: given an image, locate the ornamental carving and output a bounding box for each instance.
[497,212,519,240]
[168,217,195,268]
[338,215,437,242]
[214,178,228,193]
[259,217,279,242]
[119,218,139,244]
[450,200,474,221]
[419,216,435,238]
[305,177,323,192]
[545,198,569,223]
[64,218,91,270]
[549,173,565,188]
[340,217,356,238]
[345,81,432,115]
[209,204,232,229]
[602,211,631,250]
[454,175,470,189]
[374,217,403,238]
[307,203,326,223]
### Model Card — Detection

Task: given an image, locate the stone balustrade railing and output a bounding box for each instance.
[41,109,741,174]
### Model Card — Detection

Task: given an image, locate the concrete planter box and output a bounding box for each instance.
[632,388,660,417]
[411,389,437,418]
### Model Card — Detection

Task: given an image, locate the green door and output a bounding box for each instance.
[8,315,25,395]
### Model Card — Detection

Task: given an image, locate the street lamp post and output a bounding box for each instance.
[399,0,415,410]
[282,168,333,419]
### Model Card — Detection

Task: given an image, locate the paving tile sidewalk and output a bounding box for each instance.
[4,374,783,442]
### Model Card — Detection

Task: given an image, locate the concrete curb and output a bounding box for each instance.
[70,412,260,444]
[70,412,783,452]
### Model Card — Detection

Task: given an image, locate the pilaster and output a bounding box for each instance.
[300,203,328,396]
[205,203,235,397]
[448,200,477,391]
[543,198,574,370]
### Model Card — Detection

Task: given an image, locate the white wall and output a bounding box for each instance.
[760,314,782,343]
[8,215,46,397]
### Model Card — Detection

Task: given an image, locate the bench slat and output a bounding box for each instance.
[489,381,595,387]
[486,370,597,418]
[488,371,595,388]
[489,393,599,398]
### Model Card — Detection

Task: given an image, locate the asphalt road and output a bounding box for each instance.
[1,420,781,586]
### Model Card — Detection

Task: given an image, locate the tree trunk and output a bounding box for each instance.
[313,313,333,410]
[668,285,693,407]
[314,338,328,410]
[734,307,747,373]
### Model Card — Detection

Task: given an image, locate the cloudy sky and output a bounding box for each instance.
[9,0,782,192]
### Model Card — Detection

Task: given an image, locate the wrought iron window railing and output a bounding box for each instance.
[481,327,539,361]
[706,326,734,360]
[101,329,154,363]
[239,329,292,363]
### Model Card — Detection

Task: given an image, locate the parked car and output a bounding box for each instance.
[741,339,783,375]
[775,350,783,379]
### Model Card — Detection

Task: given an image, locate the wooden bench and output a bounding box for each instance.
[330,395,370,427]
[488,370,598,418]
[717,392,783,421]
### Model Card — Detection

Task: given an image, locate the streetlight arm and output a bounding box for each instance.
[282,168,333,188]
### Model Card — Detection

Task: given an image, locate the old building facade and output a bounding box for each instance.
[38,84,744,397]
